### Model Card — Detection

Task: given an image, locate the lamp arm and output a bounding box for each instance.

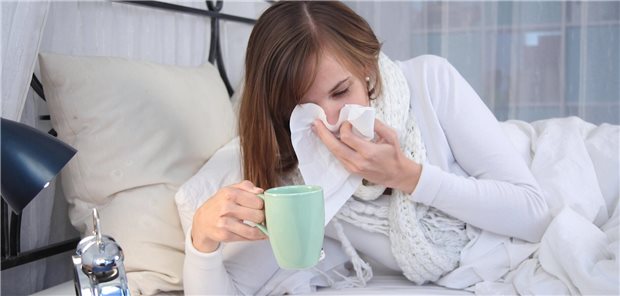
[9,212,21,256]
[1,195,80,270]
[1,199,9,257]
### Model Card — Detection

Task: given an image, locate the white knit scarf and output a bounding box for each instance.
[286,53,469,288]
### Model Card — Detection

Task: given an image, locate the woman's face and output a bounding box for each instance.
[300,51,369,125]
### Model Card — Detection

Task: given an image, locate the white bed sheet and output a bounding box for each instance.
[32,276,472,296]
[462,117,619,294]
[314,275,472,295]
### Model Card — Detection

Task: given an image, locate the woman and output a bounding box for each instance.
[181,1,551,294]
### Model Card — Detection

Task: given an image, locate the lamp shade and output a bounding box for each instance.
[1,117,76,213]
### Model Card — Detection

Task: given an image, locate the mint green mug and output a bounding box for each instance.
[254,185,325,269]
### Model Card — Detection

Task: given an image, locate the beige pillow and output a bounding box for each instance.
[39,53,236,295]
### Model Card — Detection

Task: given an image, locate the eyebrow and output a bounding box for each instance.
[329,76,350,93]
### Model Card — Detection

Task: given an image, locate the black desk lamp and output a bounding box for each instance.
[1,117,77,269]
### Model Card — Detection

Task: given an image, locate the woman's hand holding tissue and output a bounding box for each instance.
[191,180,267,253]
[312,119,422,194]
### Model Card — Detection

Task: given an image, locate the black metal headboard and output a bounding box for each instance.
[119,0,256,96]
[33,0,256,133]
[32,0,256,101]
[2,0,258,271]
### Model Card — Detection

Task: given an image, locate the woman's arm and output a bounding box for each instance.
[400,55,552,242]
[176,139,280,294]
[183,227,281,295]
[183,229,239,295]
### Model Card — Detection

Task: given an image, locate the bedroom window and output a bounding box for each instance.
[347,1,620,125]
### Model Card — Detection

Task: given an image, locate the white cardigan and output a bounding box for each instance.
[177,55,551,295]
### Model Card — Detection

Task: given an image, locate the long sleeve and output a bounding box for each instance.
[183,227,285,295]
[399,56,552,243]
[177,139,282,295]
[183,228,239,295]
[177,139,348,295]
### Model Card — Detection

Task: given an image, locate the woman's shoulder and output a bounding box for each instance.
[394,55,467,114]
[175,137,243,231]
[395,54,462,99]
[396,54,452,75]
[180,137,242,192]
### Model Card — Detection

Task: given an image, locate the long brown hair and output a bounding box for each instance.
[239,1,382,189]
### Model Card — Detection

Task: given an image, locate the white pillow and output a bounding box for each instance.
[39,53,236,295]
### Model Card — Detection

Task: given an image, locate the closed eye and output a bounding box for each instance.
[333,88,349,98]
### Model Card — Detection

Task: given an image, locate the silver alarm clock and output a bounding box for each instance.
[72,208,130,296]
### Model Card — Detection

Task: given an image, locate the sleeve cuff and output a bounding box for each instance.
[409,163,444,206]
[185,227,224,269]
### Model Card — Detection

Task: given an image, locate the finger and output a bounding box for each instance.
[225,187,264,210]
[312,120,356,162]
[223,217,268,240]
[339,121,372,155]
[313,120,365,174]
[374,119,398,144]
[231,180,264,194]
[319,146,360,173]
[224,203,265,224]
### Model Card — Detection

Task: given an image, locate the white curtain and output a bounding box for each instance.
[348,1,619,125]
[1,1,50,121]
[1,2,55,296]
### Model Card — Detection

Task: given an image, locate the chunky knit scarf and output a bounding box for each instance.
[286,53,469,287]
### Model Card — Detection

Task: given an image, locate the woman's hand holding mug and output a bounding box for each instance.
[191,180,267,253]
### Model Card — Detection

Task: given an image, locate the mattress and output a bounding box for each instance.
[31,281,74,296]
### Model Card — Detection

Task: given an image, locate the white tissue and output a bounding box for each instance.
[290,103,375,225]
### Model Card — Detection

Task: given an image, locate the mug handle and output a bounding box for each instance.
[252,194,269,236]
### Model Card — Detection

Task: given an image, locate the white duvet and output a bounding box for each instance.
[473,117,619,295]
[173,116,618,295]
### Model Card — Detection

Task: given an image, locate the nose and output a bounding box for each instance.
[324,106,341,126]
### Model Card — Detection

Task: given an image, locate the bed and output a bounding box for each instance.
[27,1,619,295]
